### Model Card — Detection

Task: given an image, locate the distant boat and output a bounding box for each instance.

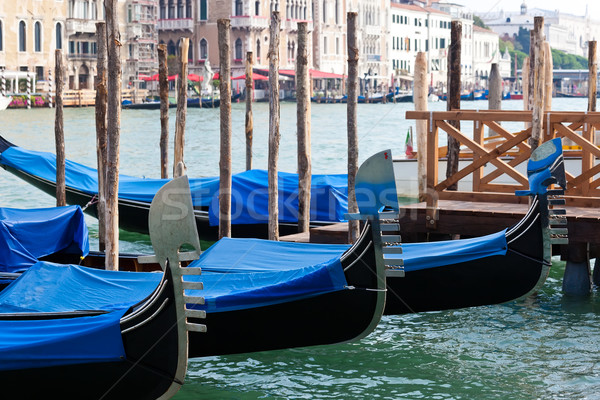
[0,95,12,111]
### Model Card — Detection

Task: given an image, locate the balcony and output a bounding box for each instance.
[364,25,381,37]
[366,54,381,62]
[284,19,313,31]
[66,19,97,35]
[157,18,194,31]
[67,53,98,61]
[230,15,269,30]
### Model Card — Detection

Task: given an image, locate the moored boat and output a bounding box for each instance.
[380,138,568,314]
[0,176,204,399]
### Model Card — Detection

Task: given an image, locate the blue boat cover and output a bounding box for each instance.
[399,229,508,271]
[0,262,163,371]
[0,146,348,225]
[185,237,350,313]
[0,206,89,273]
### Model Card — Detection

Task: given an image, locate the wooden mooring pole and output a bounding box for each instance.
[544,41,553,112]
[414,52,428,202]
[268,11,281,241]
[446,20,462,191]
[173,37,189,178]
[105,0,121,271]
[218,19,232,239]
[530,16,545,151]
[297,21,311,233]
[588,41,597,112]
[54,49,66,207]
[245,51,253,171]
[347,12,359,243]
[95,22,108,252]
[158,44,169,179]
[488,63,501,111]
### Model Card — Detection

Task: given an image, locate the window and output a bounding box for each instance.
[235,38,242,59]
[322,0,326,22]
[83,1,89,19]
[19,21,26,52]
[36,66,44,80]
[255,0,260,15]
[186,0,192,18]
[160,0,166,18]
[440,38,446,48]
[323,36,327,54]
[336,37,339,54]
[56,23,63,50]
[335,0,338,24]
[178,0,184,18]
[235,0,243,16]
[200,38,207,59]
[0,20,3,51]
[168,0,175,18]
[68,0,74,18]
[200,0,207,20]
[256,39,260,61]
[167,40,176,55]
[69,40,75,54]
[34,22,42,52]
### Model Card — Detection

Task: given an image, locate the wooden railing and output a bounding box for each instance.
[61,88,147,107]
[405,110,600,227]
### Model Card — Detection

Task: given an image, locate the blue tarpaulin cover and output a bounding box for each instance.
[399,229,508,271]
[0,146,348,225]
[0,206,89,273]
[186,237,350,313]
[0,262,162,371]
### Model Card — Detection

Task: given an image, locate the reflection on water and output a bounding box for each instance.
[1,98,599,399]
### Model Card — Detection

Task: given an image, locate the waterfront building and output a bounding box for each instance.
[389,1,451,92]
[472,25,506,86]
[0,0,67,89]
[482,2,600,58]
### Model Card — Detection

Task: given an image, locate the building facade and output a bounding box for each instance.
[483,3,600,58]
[0,0,67,89]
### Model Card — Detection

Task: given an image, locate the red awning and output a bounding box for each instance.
[232,74,269,81]
[187,74,203,82]
[212,73,220,80]
[168,74,178,81]
[309,69,346,79]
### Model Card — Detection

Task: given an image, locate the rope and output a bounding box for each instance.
[81,194,98,211]
[344,285,387,292]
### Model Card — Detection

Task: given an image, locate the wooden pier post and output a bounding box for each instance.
[218,19,232,239]
[563,243,591,296]
[297,21,311,233]
[54,50,66,207]
[105,0,122,271]
[522,57,530,112]
[414,52,428,201]
[245,51,253,171]
[530,16,545,151]
[95,22,108,251]
[488,63,502,111]
[588,41,597,112]
[446,20,462,191]
[173,37,189,178]
[158,44,169,179]
[347,12,359,243]
[268,11,281,241]
[544,41,553,112]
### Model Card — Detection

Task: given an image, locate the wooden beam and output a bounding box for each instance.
[245,51,253,171]
[347,11,360,242]
[268,11,281,241]
[446,20,462,191]
[158,44,169,179]
[173,37,189,178]
[297,22,311,233]
[218,19,232,239]
[54,49,66,208]
[95,22,108,251]
[414,52,428,201]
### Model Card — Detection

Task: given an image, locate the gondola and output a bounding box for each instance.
[0,205,89,289]
[0,177,204,399]
[376,138,568,314]
[0,135,347,241]
[187,97,221,108]
[0,155,390,358]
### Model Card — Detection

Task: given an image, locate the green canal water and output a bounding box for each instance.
[1,99,599,399]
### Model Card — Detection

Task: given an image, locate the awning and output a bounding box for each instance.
[187,74,203,82]
[232,74,269,81]
[253,68,346,79]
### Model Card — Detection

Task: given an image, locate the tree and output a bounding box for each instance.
[473,15,489,29]
[515,27,530,54]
